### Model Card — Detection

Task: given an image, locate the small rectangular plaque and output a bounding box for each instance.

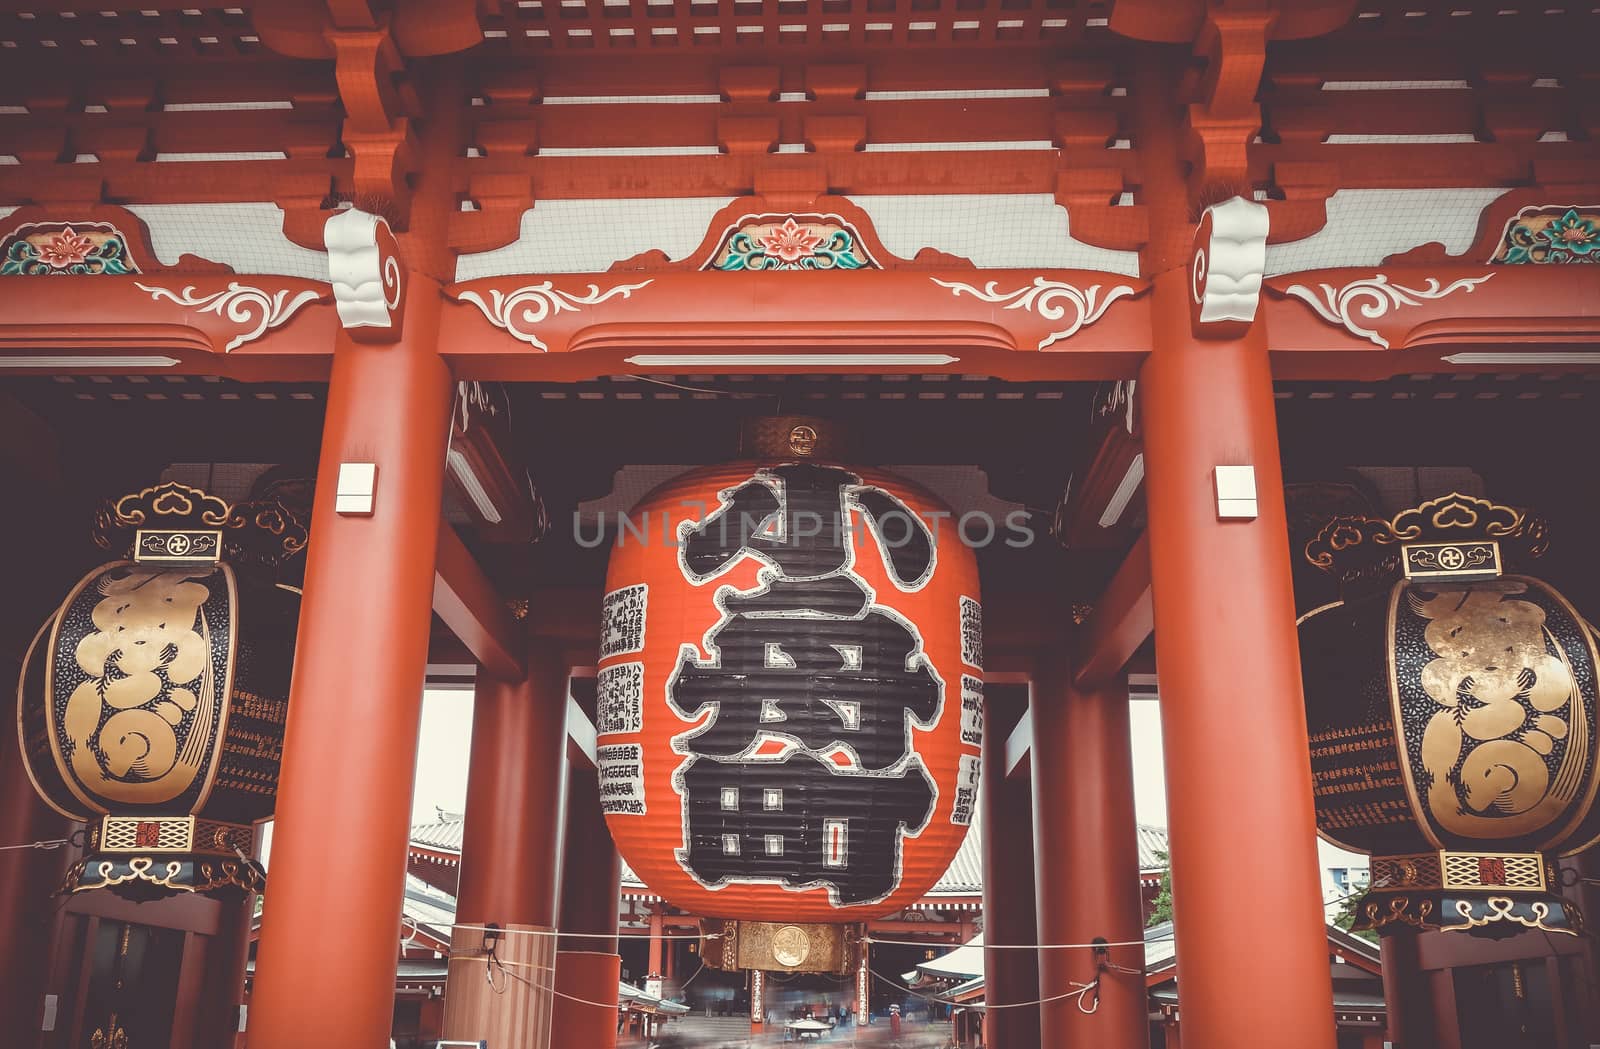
[134,529,222,564]
[1402,541,1501,581]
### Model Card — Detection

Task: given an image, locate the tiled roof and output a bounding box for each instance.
[409,809,1170,899]
[1136,824,1170,870]
[409,807,466,852]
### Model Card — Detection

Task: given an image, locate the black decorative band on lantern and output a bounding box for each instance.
[1352,891,1578,938]
[62,854,265,900]
[1401,541,1501,581]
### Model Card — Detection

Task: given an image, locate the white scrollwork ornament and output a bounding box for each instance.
[930,276,1137,349]
[1282,273,1493,349]
[135,281,322,352]
[457,279,654,351]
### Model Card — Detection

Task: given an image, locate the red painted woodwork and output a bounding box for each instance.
[1140,270,1336,1049]
[247,280,455,1049]
[0,275,334,377]
[558,767,622,956]
[981,695,1040,1049]
[1264,266,1600,380]
[597,461,981,923]
[1072,532,1153,690]
[1030,661,1149,1049]
[1381,933,1438,1049]
[550,951,621,1049]
[441,269,1152,382]
[1055,392,1145,551]
[456,646,571,930]
[433,521,527,683]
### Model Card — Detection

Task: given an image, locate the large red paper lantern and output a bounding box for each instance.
[597,444,982,925]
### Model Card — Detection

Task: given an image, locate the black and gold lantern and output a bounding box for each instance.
[16,482,304,898]
[1299,493,1598,937]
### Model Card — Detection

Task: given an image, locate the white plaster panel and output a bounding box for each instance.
[454,197,738,280]
[126,203,328,280]
[1264,188,1510,275]
[849,193,1140,276]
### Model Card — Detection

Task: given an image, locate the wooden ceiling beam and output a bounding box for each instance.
[1071,531,1152,690]
[433,519,527,682]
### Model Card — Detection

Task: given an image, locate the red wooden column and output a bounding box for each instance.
[455,644,571,928]
[981,693,1040,1049]
[1380,932,1436,1048]
[647,912,663,982]
[1140,268,1337,1049]
[248,281,455,1047]
[1031,653,1147,1049]
[551,766,623,1049]
[442,639,571,1046]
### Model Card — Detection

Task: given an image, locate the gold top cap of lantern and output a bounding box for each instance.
[1304,492,1547,589]
[93,480,307,569]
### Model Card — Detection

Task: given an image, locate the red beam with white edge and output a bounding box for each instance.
[1264,265,1600,380]
[1072,530,1152,690]
[441,269,1153,382]
[432,520,526,682]
[0,275,335,379]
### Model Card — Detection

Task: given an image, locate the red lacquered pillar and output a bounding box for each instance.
[1380,932,1436,1048]
[1141,268,1337,1049]
[647,912,663,980]
[455,644,571,928]
[551,766,622,1049]
[248,282,454,1048]
[1031,655,1148,1049]
[441,641,571,1047]
[981,694,1040,1049]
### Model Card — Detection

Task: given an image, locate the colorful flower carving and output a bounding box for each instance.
[758,218,825,263]
[1,222,138,276]
[38,227,96,269]
[713,216,872,271]
[1491,206,1600,264]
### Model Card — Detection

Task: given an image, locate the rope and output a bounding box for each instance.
[450,922,709,942]
[870,966,1100,1012]
[0,838,70,852]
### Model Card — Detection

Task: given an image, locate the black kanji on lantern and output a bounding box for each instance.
[670,464,942,905]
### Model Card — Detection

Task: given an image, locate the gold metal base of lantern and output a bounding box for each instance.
[703,919,862,974]
[65,815,264,900]
[1355,850,1579,938]
[91,814,255,857]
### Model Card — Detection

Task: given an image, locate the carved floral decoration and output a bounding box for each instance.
[1490,206,1600,265]
[1281,273,1493,349]
[1,222,139,276]
[134,281,324,353]
[709,216,874,271]
[930,276,1137,349]
[456,280,654,350]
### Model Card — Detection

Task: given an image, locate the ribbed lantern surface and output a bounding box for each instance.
[597,460,982,922]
